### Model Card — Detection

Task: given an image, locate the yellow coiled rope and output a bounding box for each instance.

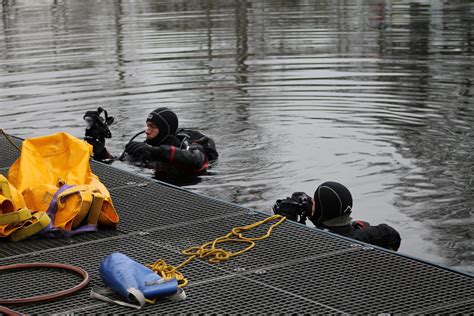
[145,214,286,303]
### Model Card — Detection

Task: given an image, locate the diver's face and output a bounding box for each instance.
[145,121,159,139]
[84,117,95,129]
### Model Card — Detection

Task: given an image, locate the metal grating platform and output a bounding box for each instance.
[1,135,473,314]
[0,135,22,168]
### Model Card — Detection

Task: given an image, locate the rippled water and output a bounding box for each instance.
[0,0,473,274]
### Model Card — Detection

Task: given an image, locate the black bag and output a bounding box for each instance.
[177,128,219,161]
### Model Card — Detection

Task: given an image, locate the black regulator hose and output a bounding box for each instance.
[118,130,145,161]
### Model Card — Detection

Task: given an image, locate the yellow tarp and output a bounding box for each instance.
[9,132,96,192]
[8,132,119,231]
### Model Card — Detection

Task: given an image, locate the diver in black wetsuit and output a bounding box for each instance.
[84,107,218,183]
[273,181,401,251]
[122,107,218,181]
[83,107,114,161]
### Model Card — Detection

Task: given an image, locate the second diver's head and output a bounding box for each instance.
[145,107,179,146]
[310,181,353,227]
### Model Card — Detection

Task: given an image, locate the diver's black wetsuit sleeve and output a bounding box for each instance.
[149,144,208,171]
[350,223,401,251]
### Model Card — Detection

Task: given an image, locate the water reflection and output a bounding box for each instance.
[0,0,473,274]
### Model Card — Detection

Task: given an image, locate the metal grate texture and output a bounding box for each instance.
[0,135,22,168]
[0,135,473,314]
[415,302,474,315]
[109,181,250,233]
[73,276,340,315]
[0,234,235,314]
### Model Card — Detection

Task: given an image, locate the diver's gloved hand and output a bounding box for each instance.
[125,141,152,160]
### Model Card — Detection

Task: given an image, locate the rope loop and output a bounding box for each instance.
[146,214,286,293]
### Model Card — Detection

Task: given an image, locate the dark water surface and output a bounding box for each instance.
[0,0,473,274]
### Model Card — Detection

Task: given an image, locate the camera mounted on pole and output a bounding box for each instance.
[83,107,114,160]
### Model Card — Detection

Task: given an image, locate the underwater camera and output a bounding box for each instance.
[272,192,313,224]
[83,107,114,158]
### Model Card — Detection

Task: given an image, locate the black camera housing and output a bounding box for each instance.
[272,192,313,224]
[84,107,114,159]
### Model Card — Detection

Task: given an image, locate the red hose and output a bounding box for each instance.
[0,305,23,316]
[0,262,90,305]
